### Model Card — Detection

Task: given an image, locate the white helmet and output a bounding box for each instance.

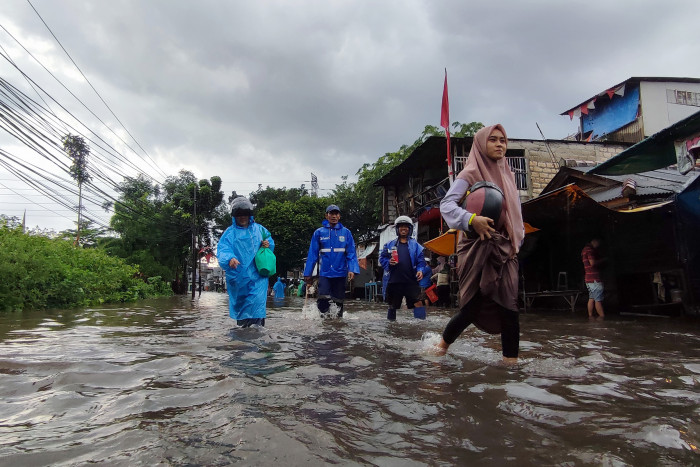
[394,215,414,236]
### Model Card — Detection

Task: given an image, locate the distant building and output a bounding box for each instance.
[368,135,628,306]
[522,110,700,316]
[561,77,700,143]
[373,135,628,241]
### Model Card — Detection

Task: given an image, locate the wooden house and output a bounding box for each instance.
[522,110,700,316]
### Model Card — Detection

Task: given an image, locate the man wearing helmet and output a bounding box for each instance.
[216,196,275,327]
[303,205,360,318]
[379,216,428,320]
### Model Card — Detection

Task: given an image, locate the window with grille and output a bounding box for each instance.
[452,150,527,190]
[667,89,700,107]
[507,152,527,190]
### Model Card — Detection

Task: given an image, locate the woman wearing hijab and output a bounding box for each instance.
[434,124,524,363]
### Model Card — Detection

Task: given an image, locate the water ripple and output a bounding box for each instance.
[0,294,698,465]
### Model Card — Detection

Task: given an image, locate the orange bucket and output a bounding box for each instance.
[425,284,438,303]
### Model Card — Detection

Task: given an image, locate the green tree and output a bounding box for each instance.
[327,175,376,243]
[331,121,484,242]
[250,185,309,211]
[62,134,92,245]
[105,170,224,292]
[59,220,109,248]
[104,174,176,279]
[452,121,484,137]
[255,196,328,276]
[0,214,22,230]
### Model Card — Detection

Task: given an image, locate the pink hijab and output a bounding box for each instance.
[457,124,524,253]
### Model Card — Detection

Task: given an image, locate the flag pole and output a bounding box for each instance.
[440,69,454,184]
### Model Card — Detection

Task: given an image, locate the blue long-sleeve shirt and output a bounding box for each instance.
[303,220,360,278]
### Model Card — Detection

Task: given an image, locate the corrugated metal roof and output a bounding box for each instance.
[569,166,696,200]
[564,165,698,204]
[588,110,700,175]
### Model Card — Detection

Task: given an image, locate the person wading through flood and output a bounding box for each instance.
[272,276,286,299]
[303,205,360,318]
[433,124,524,363]
[379,216,428,320]
[216,196,275,327]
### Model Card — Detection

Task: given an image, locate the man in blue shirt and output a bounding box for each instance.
[303,205,360,318]
[379,216,427,320]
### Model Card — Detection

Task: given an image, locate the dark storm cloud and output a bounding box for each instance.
[1,0,699,230]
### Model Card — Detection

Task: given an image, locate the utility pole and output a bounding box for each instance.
[191,183,197,299]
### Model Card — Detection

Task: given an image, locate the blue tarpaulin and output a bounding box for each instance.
[582,86,640,140]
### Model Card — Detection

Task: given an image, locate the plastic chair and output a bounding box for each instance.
[557,272,568,290]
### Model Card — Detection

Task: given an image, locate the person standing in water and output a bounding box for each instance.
[217,197,275,327]
[379,216,428,320]
[303,205,360,318]
[272,276,286,299]
[581,238,605,319]
[432,262,452,307]
[434,124,524,363]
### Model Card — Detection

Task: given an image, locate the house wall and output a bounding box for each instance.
[508,141,627,197]
[380,140,628,223]
[385,187,397,223]
[640,81,700,136]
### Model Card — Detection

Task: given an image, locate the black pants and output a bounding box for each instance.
[436,285,451,306]
[317,276,345,317]
[442,293,520,358]
[386,282,420,310]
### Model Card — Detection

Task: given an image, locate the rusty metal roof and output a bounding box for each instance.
[571,166,694,202]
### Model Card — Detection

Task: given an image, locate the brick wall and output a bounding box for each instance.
[508,140,628,198]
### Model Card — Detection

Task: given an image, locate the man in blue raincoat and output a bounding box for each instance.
[273,277,286,299]
[217,197,275,327]
[303,204,360,318]
[380,216,427,321]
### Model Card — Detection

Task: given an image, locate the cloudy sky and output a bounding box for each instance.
[1,0,699,232]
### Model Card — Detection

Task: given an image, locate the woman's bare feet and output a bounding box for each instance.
[431,339,449,356]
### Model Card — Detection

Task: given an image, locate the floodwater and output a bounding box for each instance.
[0,293,698,466]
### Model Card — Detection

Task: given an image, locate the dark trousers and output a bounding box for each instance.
[442,293,520,358]
[385,282,420,310]
[317,276,346,317]
[436,285,451,306]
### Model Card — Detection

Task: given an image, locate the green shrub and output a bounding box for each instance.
[0,224,172,311]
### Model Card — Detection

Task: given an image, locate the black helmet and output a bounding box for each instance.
[462,181,504,229]
[231,196,254,218]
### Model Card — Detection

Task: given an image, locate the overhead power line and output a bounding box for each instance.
[0,23,167,183]
[26,0,167,180]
